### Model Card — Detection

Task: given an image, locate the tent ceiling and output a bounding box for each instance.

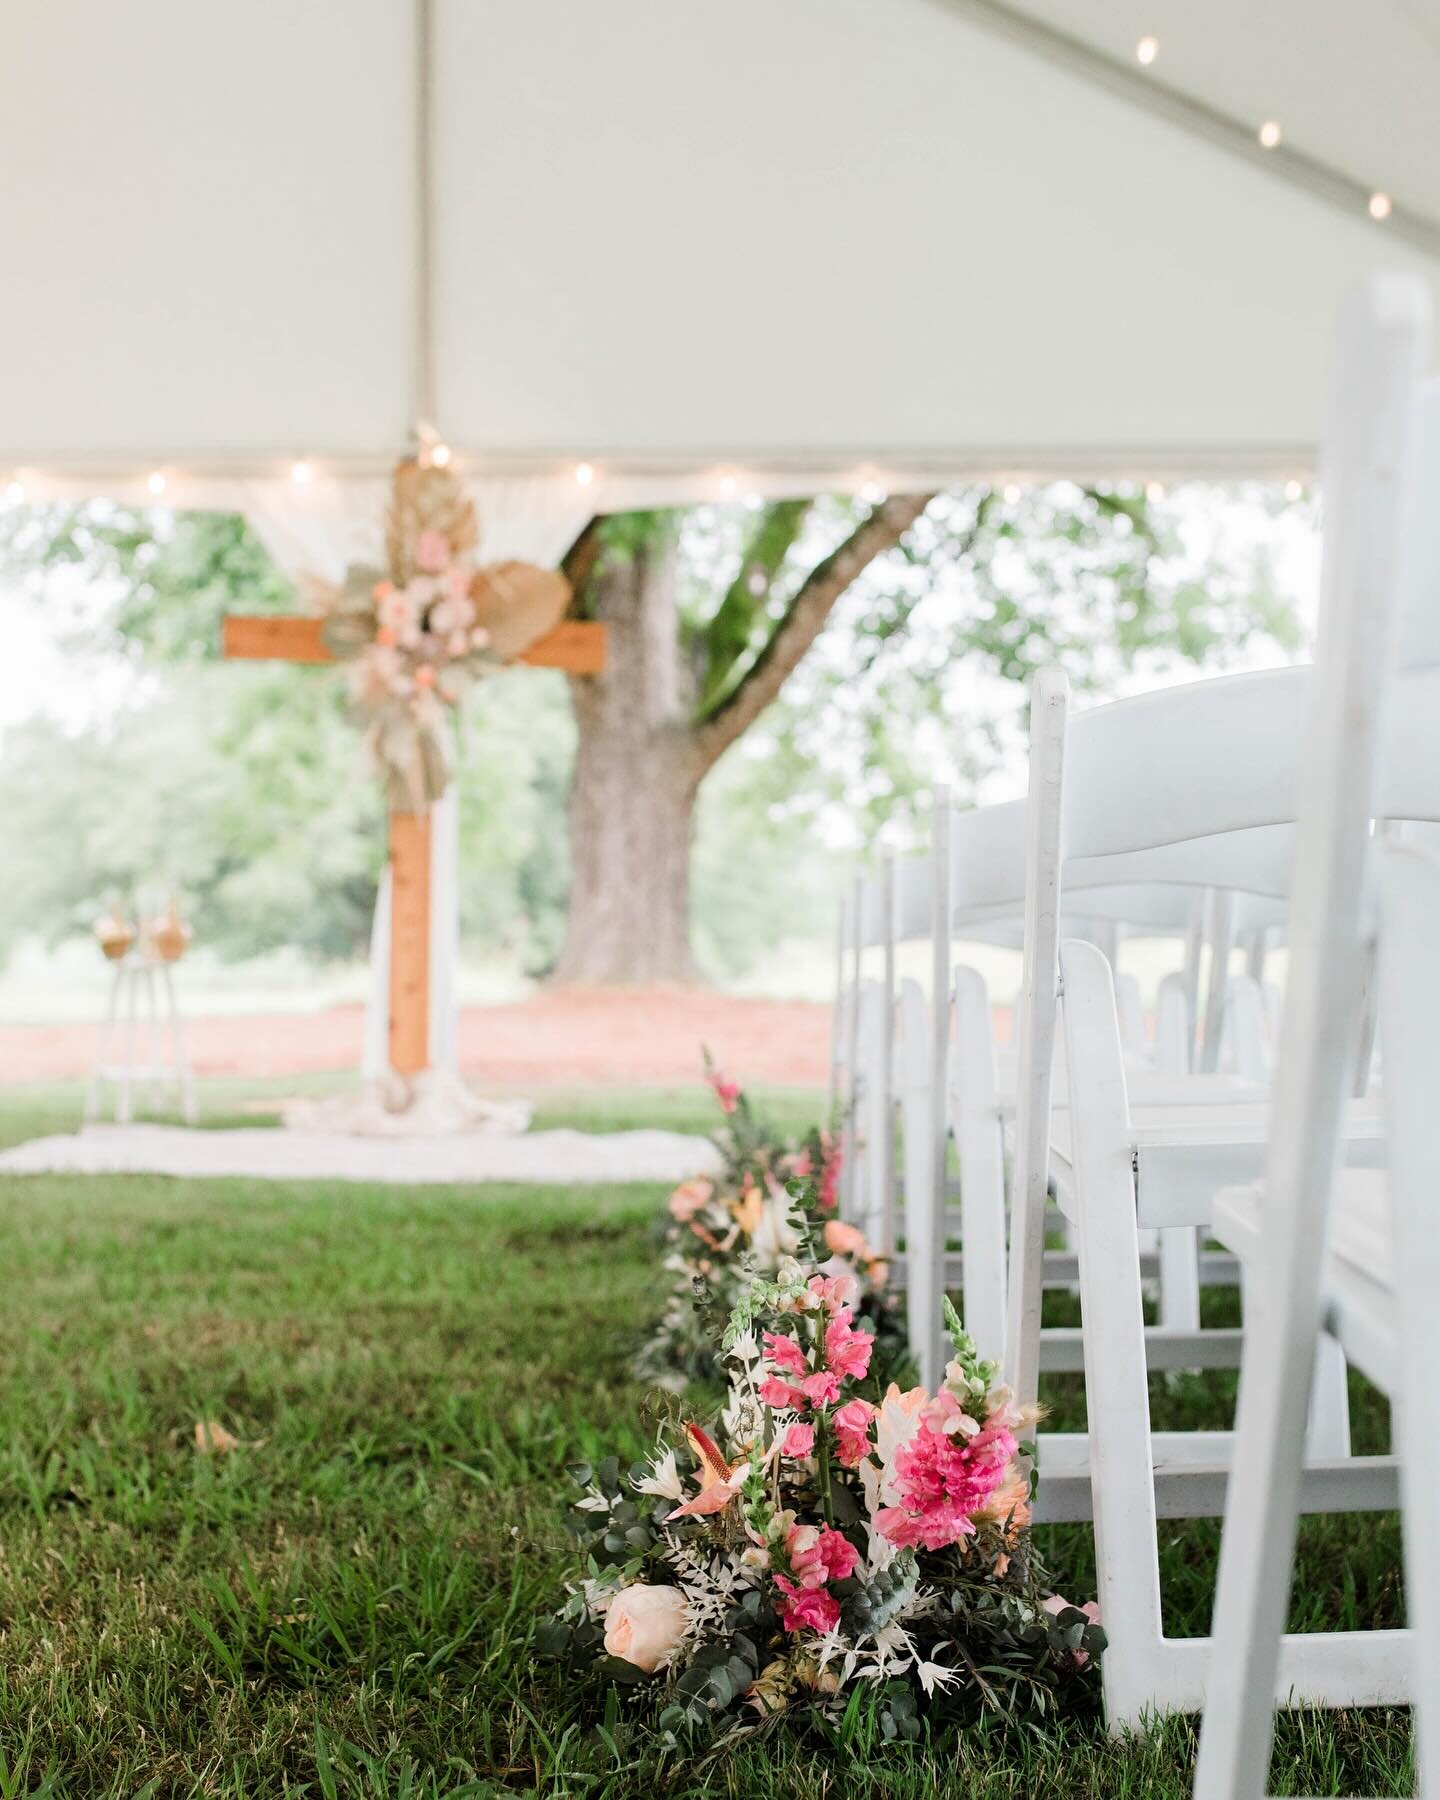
[4,0,1438,504]
[996,0,1440,227]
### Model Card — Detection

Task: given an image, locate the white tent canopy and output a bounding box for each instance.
[6,0,1440,520]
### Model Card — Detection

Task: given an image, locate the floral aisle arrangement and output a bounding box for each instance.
[539,1256,1103,1744]
[635,1064,905,1391]
[310,457,568,809]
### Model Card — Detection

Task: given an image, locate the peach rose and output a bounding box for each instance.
[823,1220,868,1259]
[668,1177,714,1222]
[603,1584,688,1672]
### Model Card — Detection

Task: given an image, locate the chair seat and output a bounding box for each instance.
[1042,1094,1386,1229]
[1213,1171,1397,1394]
[996,1051,1265,1112]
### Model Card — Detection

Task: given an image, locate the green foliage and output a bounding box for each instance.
[695,499,812,715]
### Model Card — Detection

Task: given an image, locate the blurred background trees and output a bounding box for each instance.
[0,486,1306,991]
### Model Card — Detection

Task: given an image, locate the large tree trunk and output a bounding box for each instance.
[553,528,703,983]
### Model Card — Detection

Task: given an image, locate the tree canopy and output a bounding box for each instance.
[0,485,1306,978]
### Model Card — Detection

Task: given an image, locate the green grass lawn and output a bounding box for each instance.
[0,1081,1413,1797]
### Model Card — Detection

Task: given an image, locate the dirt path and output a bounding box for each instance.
[0,986,832,1087]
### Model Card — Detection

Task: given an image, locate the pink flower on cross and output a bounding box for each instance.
[415,529,451,574]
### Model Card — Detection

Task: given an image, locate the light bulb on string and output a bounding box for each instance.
[147,470,167,497]
[1135,34,1158,64]
[1145,480,1165,503]
[6,479,26,505]
[431,443,452,468]
[1258,120,1281,149]
[1284,478,1304,502]
[290,460,314,485]
[1003,483,1022,504]
[574,461,595,487]
[1369,191,1392,221]
[719,473,738,498]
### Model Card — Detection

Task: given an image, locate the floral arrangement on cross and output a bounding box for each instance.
[310,456,573,810]
[541,1224,1103,1743]
[635,1059,906,1392]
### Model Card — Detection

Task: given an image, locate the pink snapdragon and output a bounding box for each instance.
[773,1575,840,1635]
[817,1526,859,1582]
[758,1375,808,1410]
[762,1331,809,1377]
[800,1369,841,1407]
[708,1069,741,1114]
[832,1397,876,1468]
[824,1309,874,1382]
[807,1272,860,1316]
[875,1410,1019,1552]
[780,1421,815,1458]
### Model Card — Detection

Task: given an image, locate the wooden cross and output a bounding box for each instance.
[222,474,604,1081]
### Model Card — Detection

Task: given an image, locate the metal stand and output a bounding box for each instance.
[86,956,197,1126]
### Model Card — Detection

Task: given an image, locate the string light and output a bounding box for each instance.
[1368,191,1392,221]
[147,470,167,496]
[1284,478,1304,501]
[719,473,738,498]
[5,480,25,504]
[1258,120,1282,149]
[1135,34,1159,64]
[1145,480,1165,502]
[290,459,314,485]
[430,443,451,468]
[1003,483,1022,504]
[858,481,887,506]
[574,461,594,487]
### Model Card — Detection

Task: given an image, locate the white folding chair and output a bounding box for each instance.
[1045,279,1440,1733]
[1195,277,1439,1796]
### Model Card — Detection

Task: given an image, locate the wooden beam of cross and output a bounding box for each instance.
[222,469,605,1081]
[223,613,603,1075]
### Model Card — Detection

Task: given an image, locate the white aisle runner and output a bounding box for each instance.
[0,1125,722,1186]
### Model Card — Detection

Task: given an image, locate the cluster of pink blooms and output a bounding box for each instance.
[787,1134,842,1213]
[872,1389,1019,1553]
[774,1522,859,1634]
[365,528,489,706]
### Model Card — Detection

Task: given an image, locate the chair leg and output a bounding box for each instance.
[952,966,1006,1367]
[1303,1331,1352,1462]
[1058,941,1168,1732]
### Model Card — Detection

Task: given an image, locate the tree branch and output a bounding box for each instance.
[559,516,604,611]
[690,493,937,771]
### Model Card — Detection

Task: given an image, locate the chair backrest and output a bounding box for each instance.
[1002,275,1440,1404]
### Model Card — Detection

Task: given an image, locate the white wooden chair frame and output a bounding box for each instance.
[1044,283,1440,1736]
[1193,280,1439,1794]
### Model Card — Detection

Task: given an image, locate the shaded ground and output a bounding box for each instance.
[0,985,832,1086]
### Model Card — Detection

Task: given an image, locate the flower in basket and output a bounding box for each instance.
[540,1267,1104,1744]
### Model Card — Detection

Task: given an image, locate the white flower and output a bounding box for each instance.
[634,1449,685,1502]
[916,1657,962,1697]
